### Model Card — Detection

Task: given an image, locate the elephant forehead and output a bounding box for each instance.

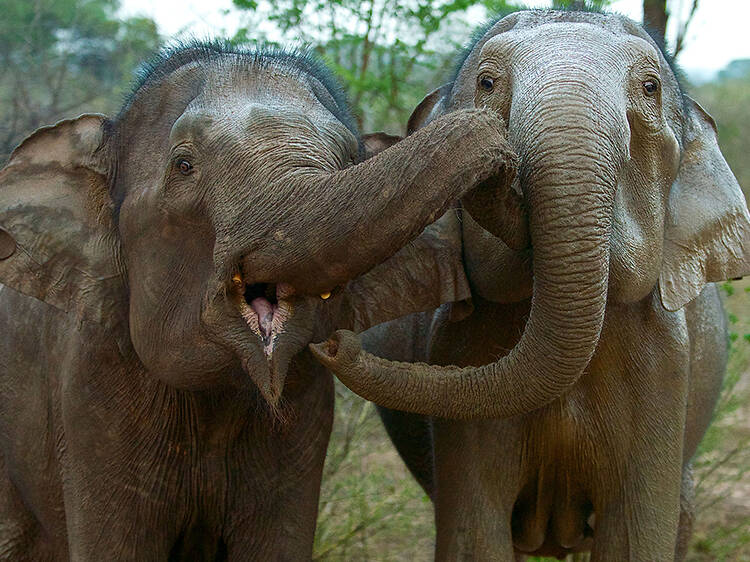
[482,21,628,60]
[507,8,628,34]
[170,87,358,160]
[201,64,323,108]
[189,63,354,138]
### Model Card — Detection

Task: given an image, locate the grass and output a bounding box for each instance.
[313,281,750,560]
[313,383,434,561]
[688,280,750,561]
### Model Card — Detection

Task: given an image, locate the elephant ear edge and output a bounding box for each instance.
[361,132,403,161]
[0,114,128,339]
[407,82,454,135]
[659,97,750,311]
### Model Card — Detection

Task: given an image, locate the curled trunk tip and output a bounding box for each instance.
[308,330,360,370]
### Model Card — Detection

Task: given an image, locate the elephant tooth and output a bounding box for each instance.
[232,273,244,290]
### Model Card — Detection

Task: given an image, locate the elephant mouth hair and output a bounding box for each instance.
[232,280,293,356]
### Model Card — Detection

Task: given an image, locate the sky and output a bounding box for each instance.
[119,0,750,80]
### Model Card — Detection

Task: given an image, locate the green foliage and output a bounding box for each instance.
[0,0,161,164]
[231,0,526,133]
[229,0,617,132]
[723,281,736,296]
[689,279,750,560]
[314,382,434,559]
[717,58,750,82]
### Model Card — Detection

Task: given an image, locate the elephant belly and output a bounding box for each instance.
[510,462,595,557]
[508,401,603,557]
[431,292,708,559]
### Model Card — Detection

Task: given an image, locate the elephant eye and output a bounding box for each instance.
[177,159,194,175]
[479,75,495,92]
[642,80,659,96]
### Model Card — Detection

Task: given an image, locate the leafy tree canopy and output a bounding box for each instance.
[0,0,161,163]
[231,0,611,132]
[231,0,520,132]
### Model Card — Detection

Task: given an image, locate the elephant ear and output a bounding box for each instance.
[407,82,453,135]
[659,98,750,311]
[0,114,127,336]
[361,132,402,160]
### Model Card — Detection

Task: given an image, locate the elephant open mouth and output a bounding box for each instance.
[231,274,294,356]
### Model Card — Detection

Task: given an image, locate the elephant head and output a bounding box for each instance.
[0,42,516,404]
[311,10,750,418]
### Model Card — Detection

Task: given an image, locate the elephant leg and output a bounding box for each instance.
[59,428,186,559]
[591,460,682,561]
[224,480,323,561]
[222,435,329,561]
[674,465,695,561]
[62,475,179,561]
[433,420,519,562]
[435,502,514,562]
[376,406,435,498]
[224,369,334,561]
[0,453,55,561]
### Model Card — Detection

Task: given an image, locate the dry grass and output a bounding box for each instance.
[313,384,434,561]
[689,280,750,561]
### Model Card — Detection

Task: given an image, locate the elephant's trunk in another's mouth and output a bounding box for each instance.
[253,109,517,296]
[311,87,627,420]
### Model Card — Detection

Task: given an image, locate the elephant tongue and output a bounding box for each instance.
[250,297,276,340]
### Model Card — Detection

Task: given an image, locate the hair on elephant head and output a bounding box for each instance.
[312,9,750,419]
[0,41,516,406]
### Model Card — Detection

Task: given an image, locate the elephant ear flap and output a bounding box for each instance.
[0,114,127,333]
[659,98,750,311]
[407,82,453,135]
[361,132,403,160]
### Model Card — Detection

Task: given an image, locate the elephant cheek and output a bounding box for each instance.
[608,132,679,304]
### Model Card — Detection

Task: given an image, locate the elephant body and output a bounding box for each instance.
[367,282,726,559]
[0,42,515,559]
[314,9,750,560]
[0,287,333,560]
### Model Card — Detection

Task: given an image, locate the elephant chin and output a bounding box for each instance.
[233,315,315,407]
[201,287,318,406]
[242,343,297,407]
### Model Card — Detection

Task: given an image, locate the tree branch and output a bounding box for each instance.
[673,0,699,58]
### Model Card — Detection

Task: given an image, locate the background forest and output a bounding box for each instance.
[1,0,748,559]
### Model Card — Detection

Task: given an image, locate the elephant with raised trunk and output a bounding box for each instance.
[312,9,750,560]
[0,42,516,560]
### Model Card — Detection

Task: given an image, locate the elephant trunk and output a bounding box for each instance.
[256,109,516,296]
[460,172,528,250]
[312,88,628,419]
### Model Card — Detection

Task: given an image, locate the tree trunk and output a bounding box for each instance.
[643,0,669,49]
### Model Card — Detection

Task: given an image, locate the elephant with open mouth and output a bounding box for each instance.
[312,9,750,561]
[0,42,516,560]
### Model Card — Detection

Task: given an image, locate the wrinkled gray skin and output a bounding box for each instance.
[311,10,750,561]
[0,45,515,560]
